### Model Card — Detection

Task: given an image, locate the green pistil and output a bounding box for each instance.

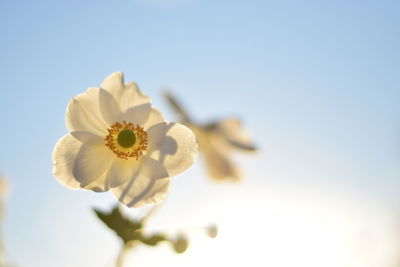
[117,129,136,148]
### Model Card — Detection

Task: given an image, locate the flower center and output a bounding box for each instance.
[105,121,148,160]
[117,129,136,148]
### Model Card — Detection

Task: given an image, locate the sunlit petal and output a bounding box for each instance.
[106,157,138,188]
[100,72,125,105]
[140,156,169,179]
[70,131,103,144]
[202,143,241,181]
[146,122,170,151]
[148,122,197,177]
[120,82,151,110]
[100,72,151,111]
[66,87,108,136]
[82,171,109,192]
[72,142,115,187]
[216,118,257,151]
[143,108,165,130]
[54,72,197,207]
[123,103,151,125]
[52,134,81,189]
[111,175,171,208]
[99,88,123,125]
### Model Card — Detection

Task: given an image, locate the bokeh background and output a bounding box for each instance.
[1,0,400,266]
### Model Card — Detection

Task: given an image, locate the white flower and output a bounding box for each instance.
[0,176,9,201]
[190,118,256,181]
[53,72,198,208]
[165,92,257,182]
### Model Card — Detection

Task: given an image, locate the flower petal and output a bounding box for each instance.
[202,144,241,181]
[146,122,171,151]
[100,72,151,112]
[108,155,168,188]
[148,122,198,177]
[82,171,110,192]
[99,88,123,125]
[194,126,241,181]
[106,158,139,188]
[52,134,82,189]
[66,87,108,136]
[70,131,103,144]
[120,82,151,111]
[111,174,171,208]
[72,142,115,187]
[216,118,257,152]
[99,72,125,105]
[140,156,169,179]
[123,103,151,125]
[143,108,165,130]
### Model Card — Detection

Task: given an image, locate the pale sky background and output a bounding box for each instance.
[1,0,400,266]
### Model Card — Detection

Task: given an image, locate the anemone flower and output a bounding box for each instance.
[53,72,198,207]
[165,92,256,182]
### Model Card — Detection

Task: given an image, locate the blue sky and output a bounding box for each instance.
[1,0,400,266]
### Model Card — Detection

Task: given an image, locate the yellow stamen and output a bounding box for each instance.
[105,121,148,160]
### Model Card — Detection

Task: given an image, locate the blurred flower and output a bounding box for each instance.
[53,72,197,208]
[190,119,256,181]
[165,92,257,181]
[0,177,9,203]
[0,175,9,223]
[0,176,10,267]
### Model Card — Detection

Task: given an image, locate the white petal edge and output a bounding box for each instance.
[52,134,82,189]
[100,72,125,106]
[66,87,108,136]
[119,82,151,111]
[99,88,123,125]
[111,174,171,208]
[100,72,151,112]
[148,122,198,177]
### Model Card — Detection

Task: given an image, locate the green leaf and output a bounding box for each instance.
[93,205,143,244]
